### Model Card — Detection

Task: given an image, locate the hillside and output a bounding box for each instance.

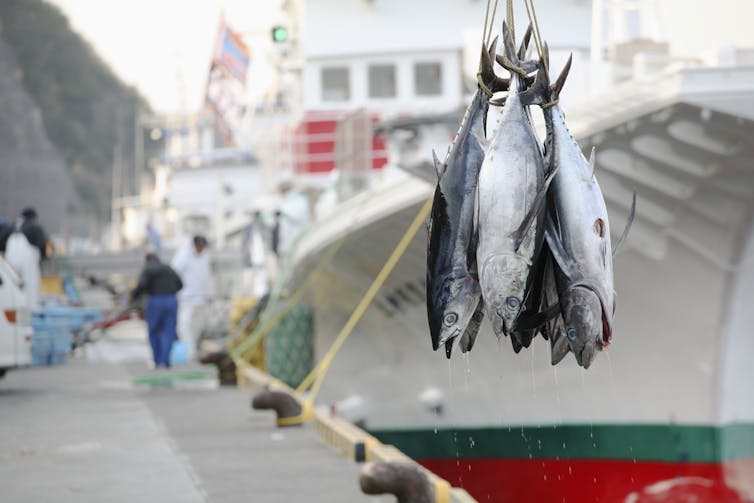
[0,0,153,232]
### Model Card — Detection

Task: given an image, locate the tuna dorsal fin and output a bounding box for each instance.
[588,147,597,174]
[518,22,533,61]
[479,36,509,94]
[612,191,637,258]
[432,149,445,179]
[512,161,560,252]
[551,53,573,100]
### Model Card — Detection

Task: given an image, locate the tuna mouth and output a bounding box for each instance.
[576,341,597,369]
[437,328,461,349]
[492,311,512,338]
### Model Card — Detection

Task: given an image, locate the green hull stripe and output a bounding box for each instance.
[369,423,754,463]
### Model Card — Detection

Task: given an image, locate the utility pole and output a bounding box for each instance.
[134,104,144,200]
[111,108,125,251]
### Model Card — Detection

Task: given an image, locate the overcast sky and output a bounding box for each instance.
[48,0,282,115]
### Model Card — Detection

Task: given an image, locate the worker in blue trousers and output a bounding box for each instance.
[130,253,183,368]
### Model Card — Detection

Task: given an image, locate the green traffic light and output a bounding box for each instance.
[272,26,288,42]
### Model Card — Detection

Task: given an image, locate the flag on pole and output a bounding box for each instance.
[213,21,251,85]
[205,19,251,146]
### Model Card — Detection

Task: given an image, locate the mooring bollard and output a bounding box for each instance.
[198,349,237,386]
[359,461,434,503]
[250,387,303,427]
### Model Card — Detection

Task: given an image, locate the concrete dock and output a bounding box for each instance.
[0,358,391,502]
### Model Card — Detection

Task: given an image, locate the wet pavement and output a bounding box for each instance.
[0,357,389,502]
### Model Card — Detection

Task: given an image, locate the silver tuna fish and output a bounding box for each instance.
[475,21,555,339]
[427,39,508,357]
[529,50,635,368]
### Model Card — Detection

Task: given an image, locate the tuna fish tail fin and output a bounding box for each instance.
[498,20,535,80]
[478,36,509,96]
[518,23,534,61]
[549,52,573,102]
[518,56,551,107]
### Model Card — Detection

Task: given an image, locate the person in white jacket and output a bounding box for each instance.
[171,235,213,358]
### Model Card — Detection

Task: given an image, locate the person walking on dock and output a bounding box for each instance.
[130,253,183,368]
[0,207,49,309]
[171,235,214,359]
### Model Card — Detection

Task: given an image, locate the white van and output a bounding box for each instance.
[0,256,32,377]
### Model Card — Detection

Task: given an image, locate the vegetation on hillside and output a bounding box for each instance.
[0,0,154,220]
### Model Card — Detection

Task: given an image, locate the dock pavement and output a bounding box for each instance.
[0,358,393,502]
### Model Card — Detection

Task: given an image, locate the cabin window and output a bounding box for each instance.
[368,64,397,98]
[414,62,442,96]
[321,67,350,102]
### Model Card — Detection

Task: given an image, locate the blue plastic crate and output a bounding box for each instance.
[31,313,74,367]
[37,306,103,331]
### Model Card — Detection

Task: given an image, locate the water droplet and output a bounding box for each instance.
[469,437,475,448]
[434,428,438,434]
[593,477,597,484]
[528,453,533,459]
[562,442,566,449]
[568,466,572,475]
[593,443,596,448]
[538,440,542,450]
[557,475,561,481]
[468,465,472,472]
[543,474,547,481]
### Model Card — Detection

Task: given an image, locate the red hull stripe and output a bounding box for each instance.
[419,458,752,502]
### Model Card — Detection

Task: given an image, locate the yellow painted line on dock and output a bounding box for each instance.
[235,359,478,503]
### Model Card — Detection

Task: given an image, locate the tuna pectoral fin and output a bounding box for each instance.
[515,302,560,331]
[512,163,560,252]
[459,298,485,354]
[550,327,570,365]
[544,211,576,280]
[612,191,637,258]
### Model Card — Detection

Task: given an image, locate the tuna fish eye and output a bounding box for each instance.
[443,313,458,327]
[505,297,521,311]
[567,328,578,341]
